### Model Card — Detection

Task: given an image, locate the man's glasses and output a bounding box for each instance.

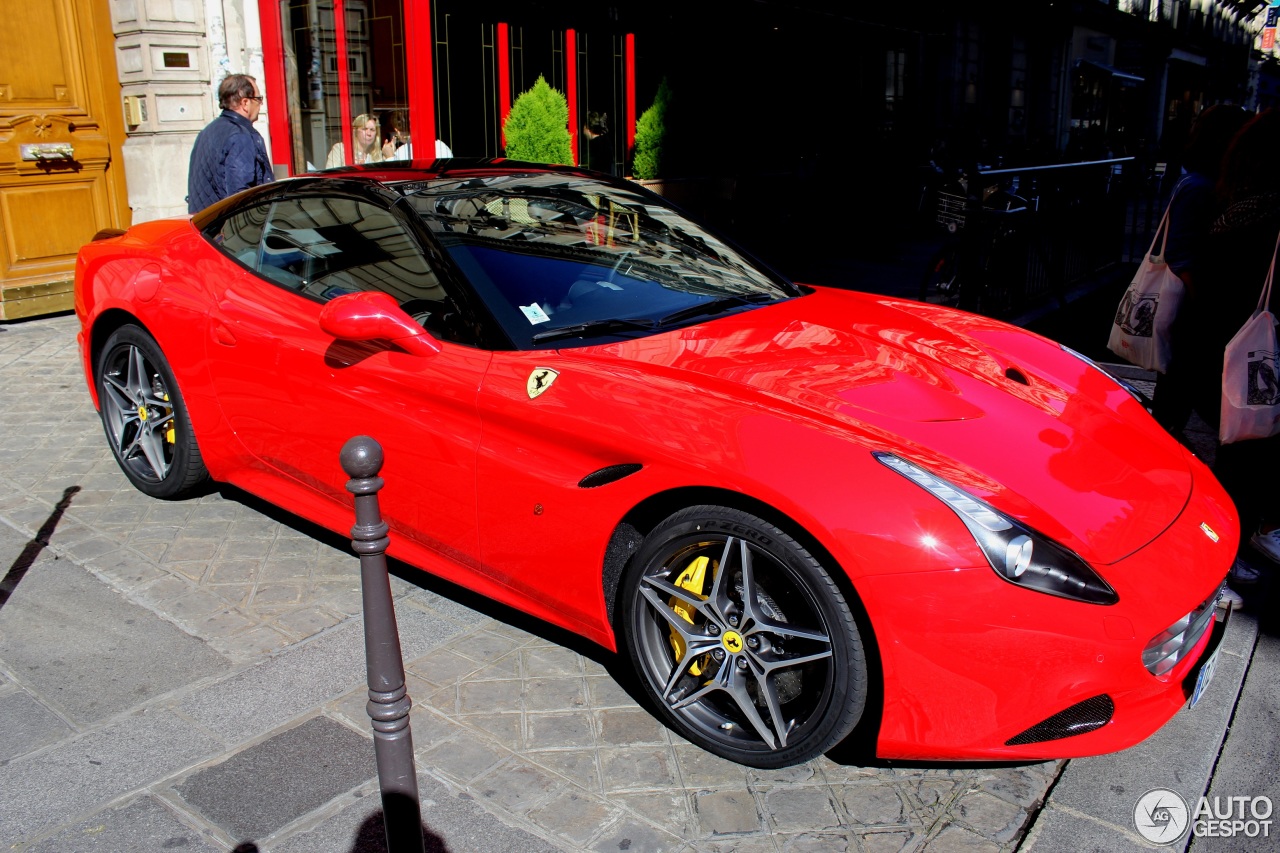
[245,95,264,102]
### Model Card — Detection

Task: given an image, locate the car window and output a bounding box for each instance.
[210,195,476,345]
[213,204,268,268]
[258,197,441,301]
[403,174,796,349]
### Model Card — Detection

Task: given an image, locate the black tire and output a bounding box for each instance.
[96,325,209,499]
[620,506,867,768]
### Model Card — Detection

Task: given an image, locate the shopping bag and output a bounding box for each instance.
[1108,205,1184,373]
[1220,231,1280,444]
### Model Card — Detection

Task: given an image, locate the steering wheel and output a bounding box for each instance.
[400,298,458,336]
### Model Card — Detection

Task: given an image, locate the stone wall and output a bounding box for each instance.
[111,0,268,222]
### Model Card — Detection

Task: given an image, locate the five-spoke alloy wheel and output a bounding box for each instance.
[96,325,208,498]
[622,506,867,767]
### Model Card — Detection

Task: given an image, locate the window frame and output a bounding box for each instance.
[198,180,507,350]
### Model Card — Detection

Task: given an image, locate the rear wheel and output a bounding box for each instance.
[621,506,867,768]
[96,325,208,499]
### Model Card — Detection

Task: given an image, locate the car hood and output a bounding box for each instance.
[570,287,1194,564]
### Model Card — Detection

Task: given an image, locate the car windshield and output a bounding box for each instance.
[400,173,796,348]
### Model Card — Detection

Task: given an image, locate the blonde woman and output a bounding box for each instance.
[325,114,383,168]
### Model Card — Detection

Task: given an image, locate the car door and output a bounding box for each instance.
[201,192,489,568]
[473,348,658,641]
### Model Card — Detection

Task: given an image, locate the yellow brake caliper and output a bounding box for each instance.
[669,555,711,676]
[163,393,175,444]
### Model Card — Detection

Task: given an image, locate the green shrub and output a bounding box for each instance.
[633,78,672,179]
[503,76,574,165]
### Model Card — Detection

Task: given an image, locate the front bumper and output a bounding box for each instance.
[860,466,1237,761]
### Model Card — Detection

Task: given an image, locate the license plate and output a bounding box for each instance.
[1189,643,1221,709]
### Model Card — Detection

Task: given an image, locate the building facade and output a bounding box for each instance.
[1,0,1275,319]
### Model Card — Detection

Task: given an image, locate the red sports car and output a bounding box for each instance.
[75,161,1236,768]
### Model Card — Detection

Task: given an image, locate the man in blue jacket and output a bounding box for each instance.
[186,74,274,214]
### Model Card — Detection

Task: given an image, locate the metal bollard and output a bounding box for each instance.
[340,436,425,853]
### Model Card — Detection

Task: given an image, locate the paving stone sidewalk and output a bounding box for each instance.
[1,313,1066,851]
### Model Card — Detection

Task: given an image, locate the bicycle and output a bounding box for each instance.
[919,171,1031,314]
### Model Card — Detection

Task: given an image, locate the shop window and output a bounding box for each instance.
[278,1,409,172]
[885,49,906,111]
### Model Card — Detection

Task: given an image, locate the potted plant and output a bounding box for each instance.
[503,76,574,166]
[632,77,672,183]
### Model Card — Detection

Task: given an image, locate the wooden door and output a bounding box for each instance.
[0,0,129,320]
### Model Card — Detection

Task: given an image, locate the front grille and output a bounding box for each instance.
[1005,694,1115,745]
[1142,584,1221,677]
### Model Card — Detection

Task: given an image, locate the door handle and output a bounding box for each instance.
[20,143,74,161]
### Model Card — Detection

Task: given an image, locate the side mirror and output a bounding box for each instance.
[319,291,441,356]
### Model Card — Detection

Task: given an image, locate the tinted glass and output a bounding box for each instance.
[209,194,472,344]
[403,173,795,349]
[258,198,423,299]
[213,204,269,266]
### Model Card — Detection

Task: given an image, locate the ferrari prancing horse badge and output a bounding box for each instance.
[527,367,559,399]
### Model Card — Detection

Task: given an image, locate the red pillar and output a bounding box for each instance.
[333,1,353,165]
[258,2,291,170]
[405,1,437,159]
[498,22,511,148]
[566,29,578,165]
[626,33,636,164]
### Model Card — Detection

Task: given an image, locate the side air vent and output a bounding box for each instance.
[1005,367,1030,385]
[578,463,643,489]
[1005,694,1114,745]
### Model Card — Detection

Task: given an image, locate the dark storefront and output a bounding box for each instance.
[259,1,638,177]
[1069,59,1146,158]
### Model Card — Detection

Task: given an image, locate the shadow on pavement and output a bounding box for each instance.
[229,805,450,852]
[0,484,80,611]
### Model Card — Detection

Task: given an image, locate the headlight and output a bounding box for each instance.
[875,452,1118,605]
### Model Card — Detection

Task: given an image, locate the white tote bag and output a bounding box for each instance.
[1108,205,1185,373]
[1220,231,1280,444]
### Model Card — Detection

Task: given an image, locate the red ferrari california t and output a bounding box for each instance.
[74,161,1236,768]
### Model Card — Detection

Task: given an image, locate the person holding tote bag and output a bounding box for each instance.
[1150,105,1250,435]
[1190,108,1280,599]
[1220,237,1280,445]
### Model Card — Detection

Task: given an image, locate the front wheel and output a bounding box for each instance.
[96,325,209,499]
[621,506,867,768]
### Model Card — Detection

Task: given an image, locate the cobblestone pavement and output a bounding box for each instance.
[0,314,1063,852]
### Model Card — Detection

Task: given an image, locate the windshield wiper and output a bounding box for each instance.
[654,293,779,328]
[530,317,657,343]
